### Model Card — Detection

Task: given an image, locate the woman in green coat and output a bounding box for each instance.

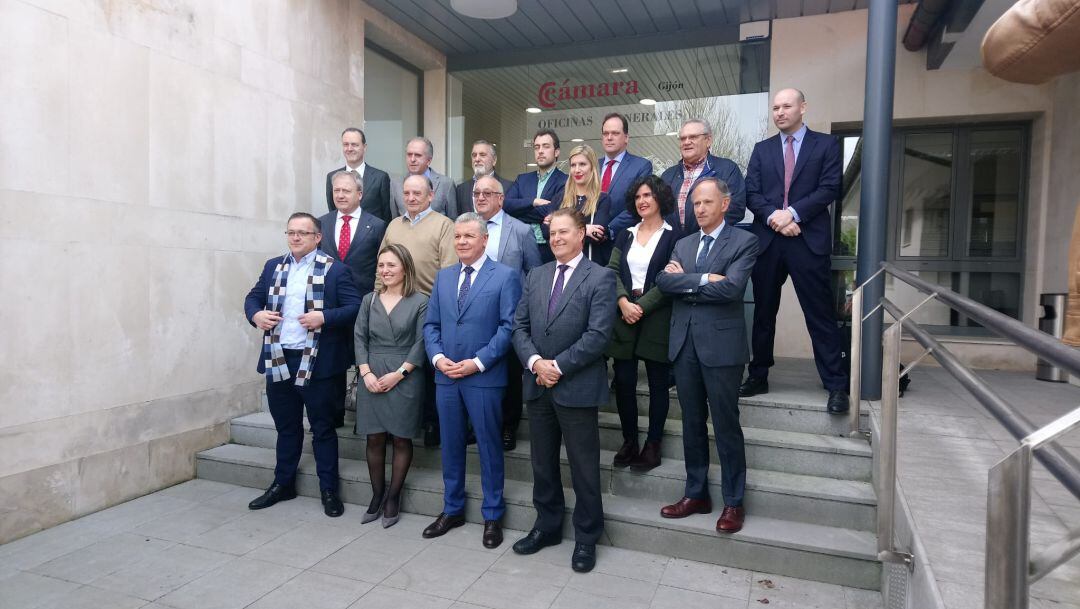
[606,175,679,471]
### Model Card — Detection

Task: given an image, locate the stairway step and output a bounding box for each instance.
[196,443,880,590]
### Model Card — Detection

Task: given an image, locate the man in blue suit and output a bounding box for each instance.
[659,118,746,235]
[244,212,362,517]
[504,129,568,263]
[599,113,656,235]
[421,212,522,549]
[740,89,848,414]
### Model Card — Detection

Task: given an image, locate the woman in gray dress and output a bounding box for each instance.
[354,243,428,528]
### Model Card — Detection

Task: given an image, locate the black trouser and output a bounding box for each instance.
[612,358,671,444]
[329,372,346,422]
[502,355,524,436]
[526,393,603,544]
[423,365,438,431]
[265,350,339,492]
[673,332,745,507]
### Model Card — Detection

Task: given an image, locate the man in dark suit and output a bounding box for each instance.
[420,212,522,549]
[472,175,541,451]
[740,89,848,413]
[598,112,656,235]
[325,128,392,223]
[659,118,746,235]
[504,129,568,263]
[657,178,759,534]
[243,212,362,517]
[510,208,617,573]
[319,170,388,427]
[456,140,514,214]
[391,137,458,219]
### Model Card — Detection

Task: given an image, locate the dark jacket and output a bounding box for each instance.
[604,225,676,363]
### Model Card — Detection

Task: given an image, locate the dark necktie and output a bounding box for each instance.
[457,266,474,311]
[547,264,569,318]
[696,235,714,271]
[601,158,616,192]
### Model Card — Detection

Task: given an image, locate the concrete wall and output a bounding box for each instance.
[768,5,1071,370]
[0,0,444,544]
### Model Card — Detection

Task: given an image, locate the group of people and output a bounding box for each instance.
[242,88,849,574]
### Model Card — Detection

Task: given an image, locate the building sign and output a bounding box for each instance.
[537,79,641,109]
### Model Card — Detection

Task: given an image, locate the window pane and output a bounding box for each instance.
[898,132,953,258]
[883,271,955,328]
[833,136,862,257]
[364,47,420,178]
[967,129,1022,257]
[957,272,1021,325]
[833,269,857,323]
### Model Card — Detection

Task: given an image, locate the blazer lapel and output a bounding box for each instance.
[772,133,786,185]
[344,221,371,262]
[459,258,495,317]
[547,260,589,327]
[704,225,734,270]
[790,130,817,184]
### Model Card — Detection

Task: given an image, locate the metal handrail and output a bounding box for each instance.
[848,262,1080,609]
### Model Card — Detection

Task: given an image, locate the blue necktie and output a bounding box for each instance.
[548,264,569,318]
[457,266,474,311]
[696,235,714,271]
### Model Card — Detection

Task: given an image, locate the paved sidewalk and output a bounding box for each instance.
[0,480,884,609]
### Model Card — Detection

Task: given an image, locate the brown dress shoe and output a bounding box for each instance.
[422,513,465,538]
[716,506,745,533]
[629,441,661,472]
[482,520,503,549]
[613,440,639,468]
[660,496,712,519]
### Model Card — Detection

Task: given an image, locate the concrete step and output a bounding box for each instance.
[196,443,881,590]
[228,413,875,531]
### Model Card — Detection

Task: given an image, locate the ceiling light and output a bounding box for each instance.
[639,98,657,106]
[611,68,629,74]
[571,138,584,142]
[451,0,517,19]
[525,107,541,114]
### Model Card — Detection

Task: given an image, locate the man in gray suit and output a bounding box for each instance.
[656,177,759,534]
[391,136,458,219]
[472,175,541,451]
[510,208,617,573]
[456,140,514,214]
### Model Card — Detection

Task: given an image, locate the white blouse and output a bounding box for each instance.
[625,222,673,290]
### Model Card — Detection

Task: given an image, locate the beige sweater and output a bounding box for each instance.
[376,211,457,296]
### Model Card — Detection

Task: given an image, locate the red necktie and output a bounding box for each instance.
[338,215,352,259]
[601,158,616,193]
[783,135,795,208]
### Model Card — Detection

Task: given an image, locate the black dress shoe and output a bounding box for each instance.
[422,513,465,538]
[512,528,561,555]
[502,429,517,452]
[827,389,850,414]
[248,483,296,510]
[423,423,440,448]
[571,543,596,573]
[482,520,503,549]
[738,377,769,397]
[321,489,344,517]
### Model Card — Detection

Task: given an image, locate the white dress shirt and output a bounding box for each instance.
[695,222,725,286]
[528,251,585,374]
[334,208,362,250]
[431,255,488,372]
[602,149,627,183]
[346,161,366,180]
[484,211,504,261]
[626,221,672,290]
[279,249,318,348]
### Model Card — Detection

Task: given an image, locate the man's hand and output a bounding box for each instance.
[445,359,480,379]
[435,358,457,375]
[769,209,795,231]
[533,359,562,387]
[298,311,325,330]
[618,298,643,324]
[780,222,802,237]
[707,273,726,283]
[252,310,282,331]
[533,197,551,207]
[664,260,685,274]
[542,214,552,225]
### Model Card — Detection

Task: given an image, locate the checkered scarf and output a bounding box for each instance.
[261,251,334,386]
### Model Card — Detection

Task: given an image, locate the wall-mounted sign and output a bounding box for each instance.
[537,79,641,109]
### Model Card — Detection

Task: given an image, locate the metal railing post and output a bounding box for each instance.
[985,445,1032,609]
[849,285,864,434]
[876,321,910,566]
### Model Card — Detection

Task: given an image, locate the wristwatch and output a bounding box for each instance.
[397,367,410,377]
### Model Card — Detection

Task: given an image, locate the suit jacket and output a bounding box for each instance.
[392,169,458,219]
[244,251,362,378]
[455,173,514,214]
[600,153,656,235]
[512,256,617,407]
[659,153,746,234]
[504,169,568,224]
[424,258,522,388]
[657,226,759,367]
[325,164,393,224]
[317,210,386,296]
[605,225,676,363]
[493,212,542,277]
[537,193,617,266]
[745,129,842,256]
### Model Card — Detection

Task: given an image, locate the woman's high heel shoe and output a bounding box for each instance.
[361,493,386,524]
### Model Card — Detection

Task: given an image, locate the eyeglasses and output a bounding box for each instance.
[285,231,318,238]
[472,190,502,199]
[678,133,708,142]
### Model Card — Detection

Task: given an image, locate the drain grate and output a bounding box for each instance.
[885,561,910,609]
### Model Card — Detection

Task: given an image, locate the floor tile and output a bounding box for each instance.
[660,558,751,600]
[348,585,453,609]
[748,572,848,609]
[34,584,146,609]
[91,542,233,601]
[564,571,658,606]
[0,572,81,609]
[844,586,885,609]
[458,570,562,609]
[132,504,241,543]
[155,556,300,609]
[381,543,499,599]
[649,585,746,609]
[588,546,669,584]
[30,533,173,584]
[183,511,293,555]
[310,530,430,583]
[157,479,239,502]
[247,570,374,609]
[246,521,359,569]
[549,585,650,609]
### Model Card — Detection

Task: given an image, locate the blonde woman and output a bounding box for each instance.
[540,144,616,265]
